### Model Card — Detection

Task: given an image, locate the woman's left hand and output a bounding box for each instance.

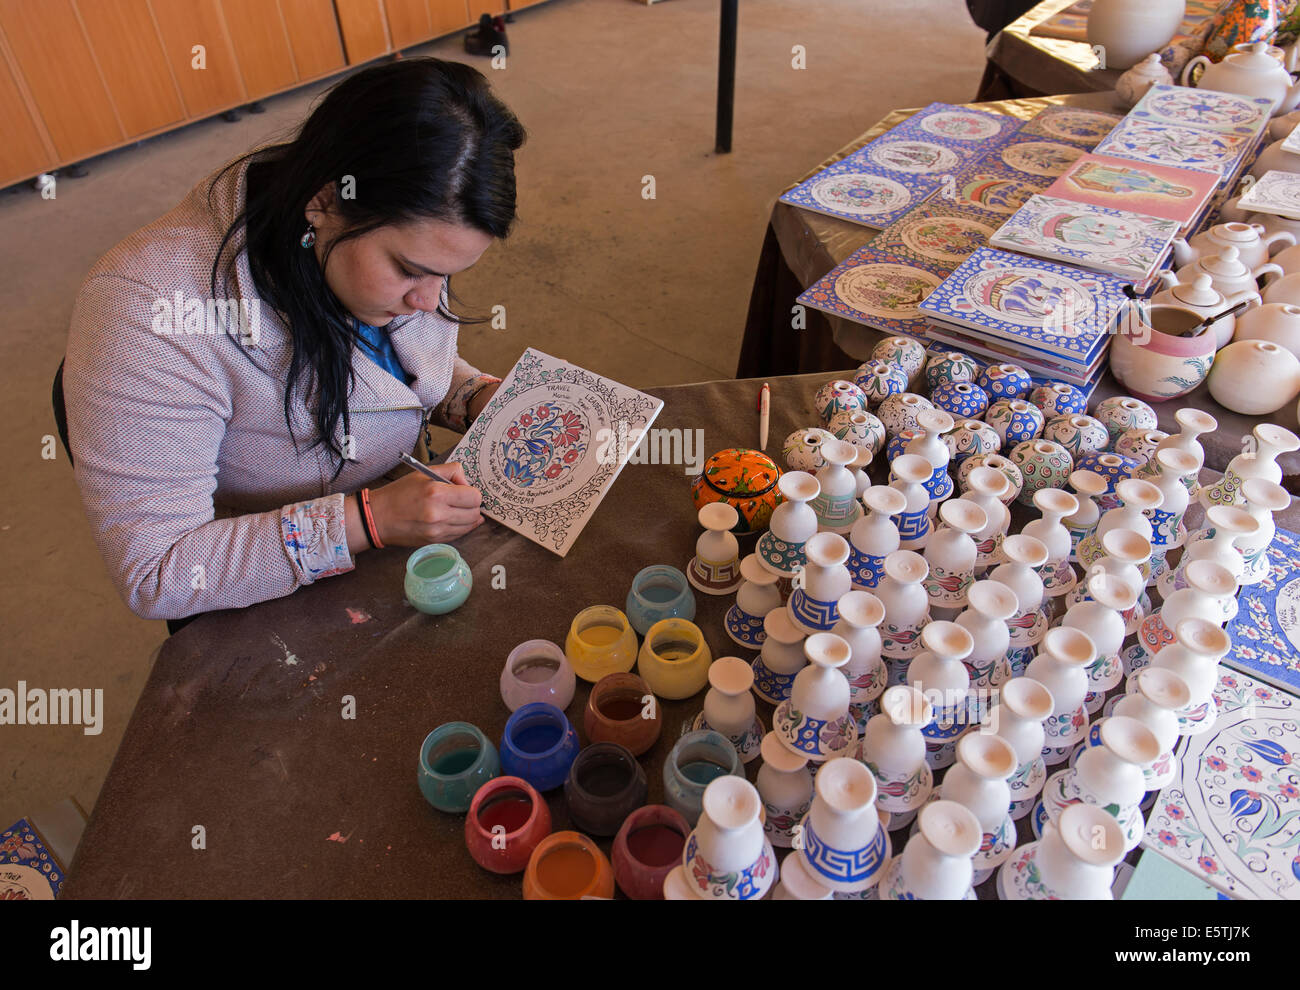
[468,382,500,421]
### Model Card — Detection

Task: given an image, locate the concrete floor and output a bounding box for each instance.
[0,0,987,835]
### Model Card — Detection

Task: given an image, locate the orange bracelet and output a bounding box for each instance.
[359,488,384,549]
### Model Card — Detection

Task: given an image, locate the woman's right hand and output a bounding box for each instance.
[368,462,484,546]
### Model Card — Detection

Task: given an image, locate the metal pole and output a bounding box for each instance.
[716,0,738,154]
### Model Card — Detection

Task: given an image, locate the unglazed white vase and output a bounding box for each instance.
[1198,423,1298,510]
[757,470,820,578]
[810,438,864,534]
[1149,618,1232,736]
[1064,571,1139,715]
[997,803,1125,900]
[687,501,743,595]
[905,408,956,512]
[939,733,1018,884]
[964,465,1012,573]
[756,731,814,850]
[989,534,1050,648]
[876,549,931,663]
[774,632,858,762]
[1149,407,1216,498]
[1104,666,1192,791]
[832,591,888,735]
[848,485,906,591]
[788,532,852,635]
[796,757,889,893]
[957,579,1017,689]
[908,621,976,771]
[1069,527,1152,636]
[1237,476,1293,584]
[684,775,776,901]
[923,498,987,611]
[1023,488,1080,599]
[860,684,934,831]
[699,656,763,762]
[879,800,980,900]
[1035,715,1159,852]
[1064,469,1107,561]
[1123,560,1237,678]
[751,607,806,706]
[1076,477,1162,570]
[1142,448,1198,561]
[849,445,874,498]
[889,453,934,550]
[992,676,1055,821]
[1026,625,1096,766]
[1159,504,1257,601]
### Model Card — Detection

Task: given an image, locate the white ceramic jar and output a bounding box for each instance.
[796,757,889,893]
[756,731,814,850]
[923,498,987,611]
[876,549,932,662]
[889,453,935,550]
[685,775,775,900]
[989,534,1051,648]
[860,684,935,830]
[879,800,980,900]
[774,632,858,762]
[956,579,1018,689]
[1026,625,1096,764]
[992,676,1055,820]
[847,485,906,590]
[788,532,852,635]
[832,590,888,734]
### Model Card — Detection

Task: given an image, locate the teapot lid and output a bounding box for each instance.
[1212,221,1260,243]
[1129,53,1169,79]
[1171,273,1222,306]
[1200,245,1248,276]
[1228,41,1284,70]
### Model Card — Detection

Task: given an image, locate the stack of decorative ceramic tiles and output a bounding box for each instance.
[1239,123,1300,222]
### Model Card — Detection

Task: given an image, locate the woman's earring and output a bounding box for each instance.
[300,224,316,249]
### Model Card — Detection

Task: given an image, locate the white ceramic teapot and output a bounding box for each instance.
[1150,272,1260,348]
[1169,221,1294,272]
[1164,244,1282,301]
[1182,42,1300,116]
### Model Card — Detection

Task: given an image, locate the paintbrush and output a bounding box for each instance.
[1185,300,1253,338]
[399,451,453,484]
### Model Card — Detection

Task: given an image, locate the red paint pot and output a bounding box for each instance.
[611,804,690,900]
[464,775,551,875]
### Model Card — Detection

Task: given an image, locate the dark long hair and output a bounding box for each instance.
[210,57,525,478]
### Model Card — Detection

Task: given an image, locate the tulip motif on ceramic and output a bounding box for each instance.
[826,408,887,458]
[687,502,743,595]
[942,418,1000,466]
[872,335,928,388]
[773,632,859,762]
[923,498,987,610]
[814,379,870,425]
[876,549,932,662]
[860,685,935,831]
[852,363,907,407]
[848,485,906,590]
[756,731,814,850]
[782,427,835,472]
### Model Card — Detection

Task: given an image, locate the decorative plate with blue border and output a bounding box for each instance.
[797,246,951,335]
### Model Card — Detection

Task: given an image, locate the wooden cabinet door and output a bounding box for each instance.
[0,48,52,184]
[0,0,123,160]
[279,0,345,81]
[76,0,185,138]
[334,0,387,63]
[384,0,430,49]
[149,0,246,117]
[466,0,494,16]
[221,0,297,99]
[428,0,468,36]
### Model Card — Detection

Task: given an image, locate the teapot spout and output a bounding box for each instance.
[1170,238,1195,268]
[1157,269,1180,290]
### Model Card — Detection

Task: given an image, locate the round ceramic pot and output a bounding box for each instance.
[1044,414,1110,460]
[1028,381,1087,418]
[815,379,870,424]
[1207,338,1300,414]
[877,392,935,439]
[564,605,639,683]
[925,351,980,392]
[943,418,1000,465]
[683,776,777,900]
[847,485,906,590]
[499,702,580,792]
[873,335,928,387]
[957,452,1024,505]
[500,639,576,712]
[1115,428,1170,468]
[404,544,473,615]
[1007,438,1073,507]
[752,608,807,705]
[852,364,908,407]
[757,470,821,577]
[879,800,981,900]
[1110,305,1217,403]
[564,742,649,836]
[782,427,835,472]
[625,564,696,636]
[636,618,712,700]
[584,672,662,756]
[691,447,783,534]
[826,408,887,457]
[611,805,690,900]
[773,632,858,761]
[1234,301,1300,359]
[796,757,889,893]
[977,362,1033,401]
[1094,396,1158,443]
[523,831,615,900]
[418,721,500,813]
[985,398,1045,450]
[929,380,989,419]
[662,730,744,826]
[465,775,551,875]
[756,731,814,848]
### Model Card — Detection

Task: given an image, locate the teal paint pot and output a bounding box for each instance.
[418,722,500,813]
[405,544,472,615]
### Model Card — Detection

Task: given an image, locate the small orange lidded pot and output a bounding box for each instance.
[691,448,783,535]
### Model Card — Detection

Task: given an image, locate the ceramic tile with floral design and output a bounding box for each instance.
[1141,669,1300,899]
[1224,526,1300,695]
[796,246,951,336]
[1238,169,1300,221]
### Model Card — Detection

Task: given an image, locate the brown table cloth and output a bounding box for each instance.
[981,0,1125,100]
[61,371,1300,898]
[735,93,1300,484]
